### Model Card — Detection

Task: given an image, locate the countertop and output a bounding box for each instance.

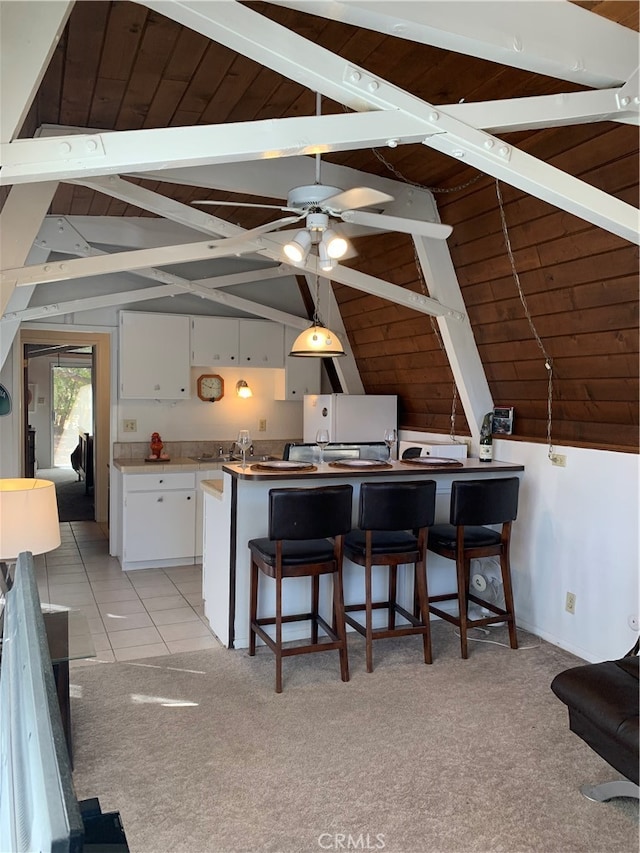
[113,457,225,473]
[219,458,524,480]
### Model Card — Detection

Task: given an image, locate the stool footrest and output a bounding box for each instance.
[251,620,343,657]
[345,602,429,637]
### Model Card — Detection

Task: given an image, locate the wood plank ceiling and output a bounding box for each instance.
[11,0,640,450]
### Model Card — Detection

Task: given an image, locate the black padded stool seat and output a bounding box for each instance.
[248,484,353,693]
[343,480,436,673]
[551,654,639,800]
[427,477,520,659]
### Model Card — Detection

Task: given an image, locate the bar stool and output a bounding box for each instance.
[248,484,353,693]
[343,480,437,673]
[427,477,520,659]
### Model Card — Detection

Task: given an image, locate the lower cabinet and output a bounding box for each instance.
[122,472,196,568]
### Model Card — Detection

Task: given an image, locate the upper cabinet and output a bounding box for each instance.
[191,317,284,368]
[119,311,190,399]
[191,317,240,366]
[238,320,284,368]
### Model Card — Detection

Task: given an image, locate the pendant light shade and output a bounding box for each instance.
[290,324,345,357]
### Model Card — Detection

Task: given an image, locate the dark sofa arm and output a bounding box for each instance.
[551,656,639,786]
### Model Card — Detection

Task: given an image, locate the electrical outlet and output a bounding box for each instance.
[565,592,576,614]
[551,453,567,467]
[259,419,267,432]
[123,419,137,433]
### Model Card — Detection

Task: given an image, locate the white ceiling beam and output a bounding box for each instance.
[1,224,464,322]
[0,246,49,369]
[444,88,639,133]
[0,1,74,142]
[423,131,640,245]
[2,284,183,323]
[313,274,364,394]
[0,182,59,316]
[70,175,260,239]
[51,214,213,250]
[0,110,431,185]
[272,0,638,89]
[188,267,289,290]
[1,236,270,288]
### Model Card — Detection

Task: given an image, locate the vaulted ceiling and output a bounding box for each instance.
[1,1,638,449]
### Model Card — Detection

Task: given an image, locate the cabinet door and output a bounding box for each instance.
[274,327,321,400]
[124,490,196,562]
[120,312,190,399]
[238,320,284,367]
[191,317,240,366]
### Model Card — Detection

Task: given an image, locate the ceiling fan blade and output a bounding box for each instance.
[339,210,453,239]
[322,187,394,213]
[211,214,306,246]
[192,199,300,214]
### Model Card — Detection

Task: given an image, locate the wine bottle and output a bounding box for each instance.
[479,412,493,462]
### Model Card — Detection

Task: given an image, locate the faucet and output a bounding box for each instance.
[249,444,254,455]
[217,445,224,457]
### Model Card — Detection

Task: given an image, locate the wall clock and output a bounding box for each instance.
[197,374,224,402]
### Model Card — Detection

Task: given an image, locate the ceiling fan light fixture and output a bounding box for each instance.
[322,227,348,259]
[306,212,329,232]
[289,324,345,358]
[318,241,335,272]
[283,229,311,263]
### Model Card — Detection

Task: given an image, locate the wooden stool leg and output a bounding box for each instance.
[456,552,469,659]
[311,574,320,644]
[388,565,397,629]
[500,549,518,649]
[275,573,283,693]
[414,560,432,665]
[249,557,258,656]
[333,567,350,683]
[365,558,374,674]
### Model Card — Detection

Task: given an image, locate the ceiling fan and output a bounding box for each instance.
[191,96,452,266]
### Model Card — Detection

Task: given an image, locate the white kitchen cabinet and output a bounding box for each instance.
[191,317,284,368]
[238,320,284,367]
[274,327,321,400]
[120,311,190,399]
[191,317,240,366]
[121,471,196,568]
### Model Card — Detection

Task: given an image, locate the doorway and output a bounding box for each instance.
[20,329,111,525]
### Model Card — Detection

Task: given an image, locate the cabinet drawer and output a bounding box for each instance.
[124,472,196,492]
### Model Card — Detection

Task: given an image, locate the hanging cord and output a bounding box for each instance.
[495,179,555,458]
[372,146,484,194]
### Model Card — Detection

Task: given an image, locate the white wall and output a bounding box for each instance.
[401,429,639,664]
[117,365,303,445]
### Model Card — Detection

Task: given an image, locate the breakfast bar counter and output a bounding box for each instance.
[201,458,524,649]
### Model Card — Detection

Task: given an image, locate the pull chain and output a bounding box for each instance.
[495,179,554,457]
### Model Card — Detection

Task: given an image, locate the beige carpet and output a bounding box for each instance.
[70,624,638,853]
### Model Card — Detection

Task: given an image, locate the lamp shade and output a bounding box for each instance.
[0,478,60,560]
[289,324,345,357]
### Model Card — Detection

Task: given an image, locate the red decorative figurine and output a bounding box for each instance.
[149,432,164,459]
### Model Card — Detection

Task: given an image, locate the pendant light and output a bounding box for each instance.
[290,271,345,358]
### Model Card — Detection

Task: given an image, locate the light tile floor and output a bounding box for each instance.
[35,521,221,666]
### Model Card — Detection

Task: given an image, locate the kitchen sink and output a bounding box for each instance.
[189,454,278,464]
[231,454,278,463]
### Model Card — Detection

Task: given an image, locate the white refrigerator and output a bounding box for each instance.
[303,394,398,443]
